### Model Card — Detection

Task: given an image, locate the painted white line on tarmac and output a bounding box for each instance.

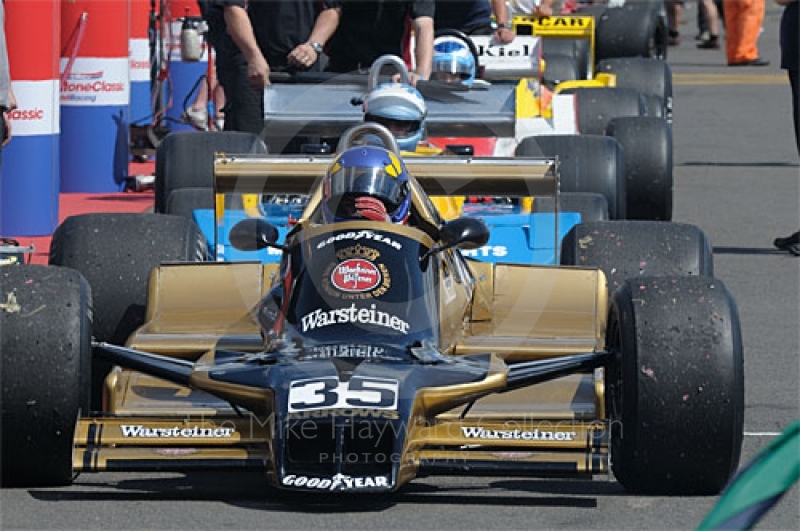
[744,432,782,437]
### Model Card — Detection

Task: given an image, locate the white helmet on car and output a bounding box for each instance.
[363,83,427,152]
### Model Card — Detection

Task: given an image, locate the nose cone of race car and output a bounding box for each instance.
[271,351,413,493]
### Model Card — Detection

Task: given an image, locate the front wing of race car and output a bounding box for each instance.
[78,341,610,493]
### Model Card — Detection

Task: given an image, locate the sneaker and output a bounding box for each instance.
[774,231,800,256]
[697,35,720,49]
[184,107,208,130]
[728,57,770,66]
[696,30,710,42]
[214,115,225,132]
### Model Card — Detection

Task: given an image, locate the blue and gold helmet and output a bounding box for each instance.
[322,146,411,224]
[432,37,476,85]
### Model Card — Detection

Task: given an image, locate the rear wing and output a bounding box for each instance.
[210,152,561,262]
[470,35,542,81]
[213,154,558,198]
[514,15,595,79]
[262,79,518,139]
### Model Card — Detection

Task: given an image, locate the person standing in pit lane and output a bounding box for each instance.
[773,0,799,256]
[434,0,517,44]
[200,0,325,136]
[722,0,769,66]
[303,0,435,86]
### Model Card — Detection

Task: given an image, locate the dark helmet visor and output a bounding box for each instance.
[327,165,406,212]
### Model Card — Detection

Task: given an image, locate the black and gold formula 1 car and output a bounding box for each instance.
[1,124,743,496]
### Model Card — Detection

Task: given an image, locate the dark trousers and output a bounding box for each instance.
[218,53,265,137]
[218,52,325,150]
[790,69,800,156]
[462,23,493,36]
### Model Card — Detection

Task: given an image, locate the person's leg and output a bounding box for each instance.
[790,69,800,155]
[774,70,800,255]
[722,0,741,63]
[666,0,683,45]
[708,1,720,37]
[697,0,720,48]
[725,0,764,64]
[220,53,264,136]
[715,0,725,23]
[186,79,210,129]
[697,0,708,40]
[740,0,765,60]
[212,82,226,131]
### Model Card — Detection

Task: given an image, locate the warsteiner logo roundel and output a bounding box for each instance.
[331,259,381,293]
[322,245,392,299]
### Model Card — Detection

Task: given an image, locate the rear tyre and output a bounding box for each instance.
[574,87,645,135]
[595,58,673,123]
[607,276,744,494]
[606,116,673,221]
[517,135,626,220]
[541,38,591,79]
[49,213,206,410]
[560,220,714,294]
[166,187,215,221]
[542,53,580,87]
[50,213,207,344]
[642,95,665,119]
[1,265,91,487]
[533,192,609,222]
[155,131,266,213]
[581,5,666,62]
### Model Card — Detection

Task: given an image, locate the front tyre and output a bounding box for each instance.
[606,276,744,494]
[1,265,91,487]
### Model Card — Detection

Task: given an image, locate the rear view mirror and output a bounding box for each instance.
[229,218,283,251]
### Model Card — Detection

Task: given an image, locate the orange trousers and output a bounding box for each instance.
[723,0,765,63]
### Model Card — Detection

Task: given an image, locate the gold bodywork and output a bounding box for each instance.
[75,155,610,483]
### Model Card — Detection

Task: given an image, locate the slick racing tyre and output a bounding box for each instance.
[517,135,626,220]
[155,131,266,213]
[606,116,673,221]
[533,192,609,222]
[580,4,667,62]
[595,58,673,123]
[560,220,714,295]
[165,187,215,221]
[574,87,646,135]
[606,276,744,494]
[642,94,666,119]
[1,265,91,487]
[542,53,581,87]
[541,38,591,80]
[49,213,206,410]
[50,213,207,344]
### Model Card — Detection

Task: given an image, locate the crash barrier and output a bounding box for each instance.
[0,0,60,236]
[60,1,129,192]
